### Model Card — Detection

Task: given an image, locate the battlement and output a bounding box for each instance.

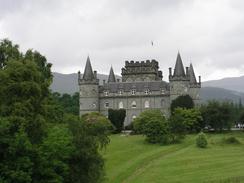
[121,59,162,82]
[125,59,158,67]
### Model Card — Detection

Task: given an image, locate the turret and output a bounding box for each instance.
[188,63,201,105]
[169,52,189,102]
[78,56,99,116]
[108,66,116,83]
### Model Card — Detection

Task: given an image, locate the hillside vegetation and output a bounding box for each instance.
[102,132,244,183]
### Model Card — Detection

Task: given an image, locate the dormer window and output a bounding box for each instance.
[131,89,136,95]
[144,89,150,95]
[104,91,109,96]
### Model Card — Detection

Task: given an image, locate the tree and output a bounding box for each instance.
[170,95,194,113]
[133,110,169,144]
[200,101,233,132]
[108,109,126,133]
[169,108,203,142]
[67,113,112,182]
[51,92,80,116]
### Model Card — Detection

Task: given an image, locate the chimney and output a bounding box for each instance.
[169,67,172,76]
[186,67,189,76]
[198,76,201,84]
[78,70,81,80]
[94,71,97,79]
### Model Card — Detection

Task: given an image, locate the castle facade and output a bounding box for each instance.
[78,53,201,126]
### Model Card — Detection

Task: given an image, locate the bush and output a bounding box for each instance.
[133,110,169,144]
[196,132,208,148]
[223,136,241,144]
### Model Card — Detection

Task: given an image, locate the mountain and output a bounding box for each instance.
[50,72,121,94]
[50,72,244,103]
[202,75,244,93]
[200,87,244,103]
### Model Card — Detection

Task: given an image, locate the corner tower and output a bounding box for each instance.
[78,56,99,115]
[169,52,189,102]
[169,52,201,105]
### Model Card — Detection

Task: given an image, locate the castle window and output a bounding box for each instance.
[131,89,136,95]
[92,103,96,108]
[105,102,109,108]
[144,100,150,108]
[144,89,150,95]
[161,89,165,94]
[119,101,123,109]
[104,91,108,96]
[131,101,137,108]
[119,90,123,95]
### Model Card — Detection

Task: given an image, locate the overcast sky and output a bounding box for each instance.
[1,0,244,81]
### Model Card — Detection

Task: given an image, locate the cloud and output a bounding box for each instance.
[0,0,244,81]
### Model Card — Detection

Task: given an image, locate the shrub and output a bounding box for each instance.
[196,132,208,148]
[223,136,240,144]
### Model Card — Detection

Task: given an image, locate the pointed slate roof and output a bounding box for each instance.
[108,66,116,83]
[189,63,197,83]
[173,52,185,77]
[83,56,94,80]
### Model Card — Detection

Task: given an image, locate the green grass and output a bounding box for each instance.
[102,132,244,183]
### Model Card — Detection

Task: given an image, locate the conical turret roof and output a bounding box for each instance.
[173,52,185,77]
[189,63,197,83]
[108,66,116,83]
[83,56,94,81]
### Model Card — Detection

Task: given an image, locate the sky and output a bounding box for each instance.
[1,0,244,81]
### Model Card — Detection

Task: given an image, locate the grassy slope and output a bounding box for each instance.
[102,132,244,183]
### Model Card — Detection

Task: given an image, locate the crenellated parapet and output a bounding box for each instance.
[122,59,163,82]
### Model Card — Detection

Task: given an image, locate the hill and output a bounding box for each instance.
[203,75,244,93]
[50,72,244,103]
[51,72,121,94]
[200,87,244,103]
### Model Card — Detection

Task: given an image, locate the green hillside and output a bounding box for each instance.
[102,132,244,183]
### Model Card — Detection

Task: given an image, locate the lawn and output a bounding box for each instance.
[102,132,244,183]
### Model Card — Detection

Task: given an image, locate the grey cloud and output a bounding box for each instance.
[0,0,244,81]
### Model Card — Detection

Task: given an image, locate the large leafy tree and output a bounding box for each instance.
[200,101,233,131]
[169,108,203,142]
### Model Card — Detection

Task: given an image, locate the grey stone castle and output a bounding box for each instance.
[78,53,201,126]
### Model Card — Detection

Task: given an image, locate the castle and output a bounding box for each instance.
[78,52,201,126]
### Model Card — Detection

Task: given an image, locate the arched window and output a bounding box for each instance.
[119,101,123,109]
[131,101,137,108]
[132,115,137,120]
[144,100,150,108]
